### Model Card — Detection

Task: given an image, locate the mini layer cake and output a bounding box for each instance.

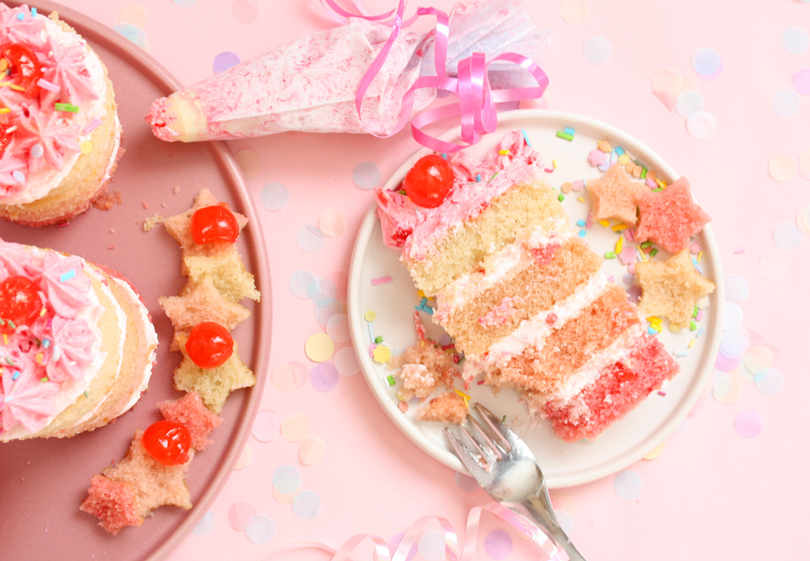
[377,131,680,441]
[0,239,157,441]
[0,5,123,227]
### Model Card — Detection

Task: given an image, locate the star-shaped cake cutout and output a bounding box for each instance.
[636,249,715,325]
[158,391,222,451]
[172,334,255,414]
[164,188,248,266]
[587,163,645,225]
[159,276,250,336]
[635,177,711,253]
[183,247,260,303]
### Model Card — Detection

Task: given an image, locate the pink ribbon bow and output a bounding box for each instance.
[321,0,549,153]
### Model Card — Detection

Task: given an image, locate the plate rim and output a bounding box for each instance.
[1,1,273,558]
[348,109,724,488]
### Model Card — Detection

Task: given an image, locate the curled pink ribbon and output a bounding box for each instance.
[320,0,549,153]
[260,502,569,561]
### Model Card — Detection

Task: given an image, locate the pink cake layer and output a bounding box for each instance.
[541,334,679,442]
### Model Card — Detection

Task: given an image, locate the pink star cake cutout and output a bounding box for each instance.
[587,163,645,226]
[635,177,711,253]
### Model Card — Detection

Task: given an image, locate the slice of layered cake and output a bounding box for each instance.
[376,131,681,442]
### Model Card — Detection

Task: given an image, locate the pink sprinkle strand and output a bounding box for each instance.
[36,78,60,92]
[371,276,393,286]
[82,118,102,135]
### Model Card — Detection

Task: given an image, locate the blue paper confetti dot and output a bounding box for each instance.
[724,274,749,303]
[613,470,643,500]
[483,530,513,560]
[555,509,574,535]
[114,24,147,49]
[297,224,325,252]
[213,51,241,74]
[289,270,317,299]
[309,289,333,308]
[754,368,784,397]
[418,532,446,561]
[245,514,275,544]
[783,27,809,55]
[353,161,382,190]
[192,511,214,535]
[291,490,321,520]
[261,182,289,211]
[723,302,743,330]
[583,36,612,65]
[691,47,722,78]
[773,222,802,250]
[272,465,302,494]
[773,90,800,117]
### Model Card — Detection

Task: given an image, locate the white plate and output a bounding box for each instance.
[347,110,724,488]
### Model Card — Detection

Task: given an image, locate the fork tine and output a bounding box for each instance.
[473,403,514,452]
[444,428,489,480]
[467,414,504,460]
[457,422,496,467]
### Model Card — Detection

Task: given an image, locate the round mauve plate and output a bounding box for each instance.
[0,2,271,560]
[348,110,723,488]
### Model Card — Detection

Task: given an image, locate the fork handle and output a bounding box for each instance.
[522,496,588,561]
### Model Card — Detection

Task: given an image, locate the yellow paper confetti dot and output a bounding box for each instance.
[298,436,327,466]
[372,344,391,363]
[273,488,297,505]
[364,310,377,322]
[281,414,309,442]
[80,140,93,154]
[643,442,665,460]
[234,443,253,470]
[305,333,334,362]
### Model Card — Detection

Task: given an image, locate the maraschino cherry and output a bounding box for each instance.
[1,43,43,99]
[402,154,454,208]
[190,205,239,244]
[142,421,192,466]
[0,276,43,333]
[185,321,233,369]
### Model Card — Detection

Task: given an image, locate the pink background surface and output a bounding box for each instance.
[51,0,810,559]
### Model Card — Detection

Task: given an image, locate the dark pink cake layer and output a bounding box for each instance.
[543,334,679,442]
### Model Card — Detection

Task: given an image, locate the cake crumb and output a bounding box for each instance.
[142,201,149,209]
[173,186,181,194]
[417,391,469,423]
[108,245,115,250]
[109,228,115,233]
[142,214,164,232]
[93,190,122,210]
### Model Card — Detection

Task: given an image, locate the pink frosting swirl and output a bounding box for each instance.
[41,250,91,318]
[1,368,60,433]
[46,316,95,383]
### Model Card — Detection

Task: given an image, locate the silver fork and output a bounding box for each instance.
[445,403,587,561]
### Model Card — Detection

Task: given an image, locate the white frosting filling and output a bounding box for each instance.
[1,15,111,206]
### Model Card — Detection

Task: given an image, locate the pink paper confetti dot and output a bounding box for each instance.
[734,410,764,438]
[298,436,327,466]
[799,151,810,180]
[758,252,788,280]
[245,514,274,545]
[720,328,750,359]
[310,362,339,391]
[318,209,346,238]
[686,110,716,139]
[235,149,260,179]
[418,532,446,561]
[712,374,741,405]
[724,274,749,303]
[559,0,588,24]
[192,510,214,534]
[292,491,321,520]
[484,530,513,560]
[353,161,381,189]
[334,346,360,376]
[583,36,612,65]
[793,68,810,95]
[613,470,643,500]
[723,302,743,330]
[326,313,351,343]
[227,502,255,532]
[232,0,259,24]
[234,443,253,470]
[714,352,739,372]
[773,222,802,250]
[213,51,241,74]
[252,410,280,442]
[270,362,308,393]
